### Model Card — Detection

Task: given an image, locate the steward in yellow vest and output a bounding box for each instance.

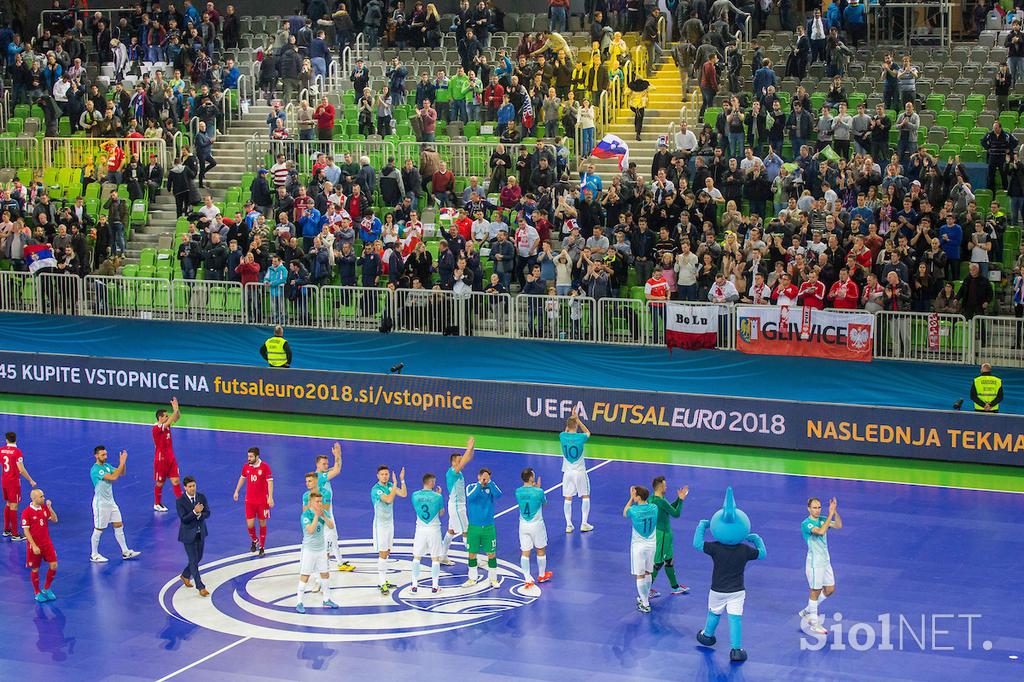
[970,363,1003,412]
[260,325,292,368]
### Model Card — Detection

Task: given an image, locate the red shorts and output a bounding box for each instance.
[154,456,180,483]
[245,502,270,521]
[26,542,56,568]
[2,478,21,504]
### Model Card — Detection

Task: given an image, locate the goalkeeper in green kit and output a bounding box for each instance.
[648,476,690,598]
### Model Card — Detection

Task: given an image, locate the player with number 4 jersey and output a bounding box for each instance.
[410,474,445,593]
[515,468,551,588]
[559,408,592,533]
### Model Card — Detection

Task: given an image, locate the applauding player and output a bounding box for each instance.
[233,447,274,556]
[22,489,58,602]
[410,473,445,593]
[649,477,689,598]
[2,432,35,541]
[90,446,142,562]
[152,398,183,512]
[516,468,551,589]
[799,497,842,635]
[371,466,407,595]
[296,491,338,613]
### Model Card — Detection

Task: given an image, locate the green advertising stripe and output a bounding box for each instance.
[2,394,1022,493]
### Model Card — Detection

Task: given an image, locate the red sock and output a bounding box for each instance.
[3,507,11,533]
[154,485,163,506]
[44,567,56,589]
[30,571,40,594]
[172,483,183,498]
[247,525,257,541]
[258,524,267,548]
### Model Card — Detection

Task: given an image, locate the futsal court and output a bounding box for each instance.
[0,404,1021,682]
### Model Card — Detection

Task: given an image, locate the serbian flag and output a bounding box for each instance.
[24,244,57,274]
[592,134,631,170]
[665,303,720,351]
[520,96,534,130]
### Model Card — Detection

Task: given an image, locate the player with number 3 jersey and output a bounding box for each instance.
[410,474,445,593]
[2,432,35,541]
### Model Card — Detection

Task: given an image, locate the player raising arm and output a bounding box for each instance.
[371,466,407,595]
[410,473,445,593]
[624,485,659,613]
[2,432,36,541]
[516,468,551,589]
[312,443,353,571]
[649,477,689,598]
[152,398,183,512]
[560,408,592,533]
[90,446,141,562]
[22,489,58,602]
[799,497,842,635]
[441,436,475,566]
[233,447,274,556]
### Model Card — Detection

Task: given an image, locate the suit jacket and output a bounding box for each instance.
[177,491,211,543]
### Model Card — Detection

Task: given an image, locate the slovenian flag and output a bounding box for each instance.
[24,244,57,274]
[592,134,630,170]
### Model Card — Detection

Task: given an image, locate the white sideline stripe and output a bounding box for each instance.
[153,636,251,682]
[1,410,1021,495]
[494,459,613,519]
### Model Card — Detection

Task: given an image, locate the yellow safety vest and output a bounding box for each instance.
[264,336,288,367]
[972,375,1002,412]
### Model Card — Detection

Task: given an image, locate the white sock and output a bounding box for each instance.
[319,576,332,602]
[816,593,828,606]
[636,577,649,606]
[644,576,653,597]
[412,560,422,587]
[520,556,533,582]
[488,566,497,583]
[469,563,479,581]
[582,498,591,525]
[431,561,440,588]
[563,500,572,526]
[441,532,454,559]
[91,529,102,556]
[378,557,387,586]
[113,527,129,553]
[538,554,547,575]
[806,599,819,626]
[296,580,306,607]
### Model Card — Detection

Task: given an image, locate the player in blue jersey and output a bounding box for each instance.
[623,485,659,613]
[296,490,339,613]
[440,436,476,566]
[89,446,141,563]
[463,468,502,588]
[311,443,354,571]
[371,466,406,595]
[515,468,551,588]
[410,473,446,593]
[559,408,592,533]
[799,497,842,635]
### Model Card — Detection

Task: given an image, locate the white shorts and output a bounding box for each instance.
[299,547,329,576]
[373,520,394,553]
[447,501,468,534]
[708,589,746,616]
[93,501,122,529]
[413,525,442,558]
[630,539,655,575]
[519,518,548,552]
[806,562,835,590]
[324,509,338,543]
[562,469,590,497]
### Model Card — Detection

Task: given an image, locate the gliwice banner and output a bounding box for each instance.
[665,303,722,350]
[735,306,874,362]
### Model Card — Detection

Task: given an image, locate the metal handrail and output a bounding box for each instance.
[657,15,668,52]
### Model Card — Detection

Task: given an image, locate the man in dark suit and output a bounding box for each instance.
[142,153,165,207]
[177,475,211,597]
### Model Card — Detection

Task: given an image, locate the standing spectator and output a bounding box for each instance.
[995,63,1013,113]
[896,55,919,106]
[194,121,217,188]
[698,53,718,120]
[981,122,1015,192]
[957,262,992,321]
[883,270,912,355]
[416,100,438,142]
[895,102,919,164]
[314,96,335,141]
[549,0,569,33]
[1007,20,1024,86]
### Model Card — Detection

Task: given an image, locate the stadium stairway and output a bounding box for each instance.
[590,55,685,179]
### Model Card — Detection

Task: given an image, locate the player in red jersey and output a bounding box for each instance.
[152,398,183,512]
[233,447,274,556]
[22,488,59,602]
[2,431,36,541]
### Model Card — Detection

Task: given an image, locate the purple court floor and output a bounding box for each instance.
[0,412,1021,681]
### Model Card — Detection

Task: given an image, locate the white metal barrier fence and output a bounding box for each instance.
[320,285,391,331]
[245,138,396,171]
[512,294,597,342]
[873,311,971,364]
[244,282,319,328]
[973,315,1024,368]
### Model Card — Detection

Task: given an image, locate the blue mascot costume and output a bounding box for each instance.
[692,487,766,662]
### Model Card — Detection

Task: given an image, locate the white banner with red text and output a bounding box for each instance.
[665,303,726,350]
[735,305,875,362]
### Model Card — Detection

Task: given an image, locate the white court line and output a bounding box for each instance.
[2,410,1021,495]
[153,636,251,682]
[494,459,613,519]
